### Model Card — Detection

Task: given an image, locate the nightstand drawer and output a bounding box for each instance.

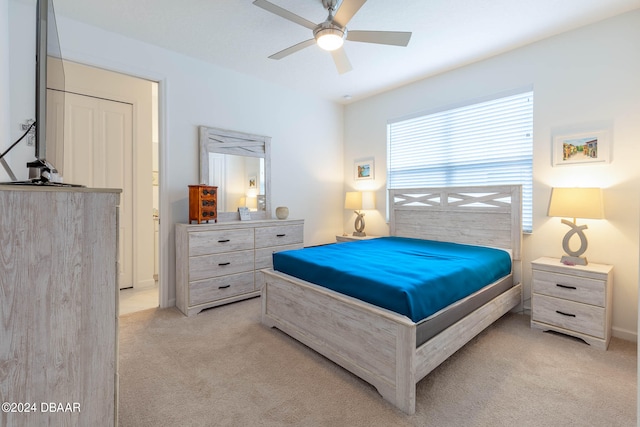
[532,270,605,307]
[532,294,605,339]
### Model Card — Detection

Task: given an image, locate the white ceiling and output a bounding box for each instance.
[51,0,640,104]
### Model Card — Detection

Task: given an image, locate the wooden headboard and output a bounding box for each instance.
[389,185,522,261]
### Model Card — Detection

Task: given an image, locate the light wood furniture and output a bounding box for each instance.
[335,234,379,242]
[262,185,522,415]
[176,219,304,316]
[531,257,613,349]
[0,185,121,427]
[189,184,218,224]
[199,126,271,222]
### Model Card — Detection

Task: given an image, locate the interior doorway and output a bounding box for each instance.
[60,61,160,314]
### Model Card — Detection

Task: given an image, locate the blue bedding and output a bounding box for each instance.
[272,237,512,323]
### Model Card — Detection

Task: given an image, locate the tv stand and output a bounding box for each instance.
[0,185,121,426]
[0,179,85,187]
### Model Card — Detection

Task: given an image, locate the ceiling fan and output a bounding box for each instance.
[253,0,412,74]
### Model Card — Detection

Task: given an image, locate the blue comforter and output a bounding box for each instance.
[272,237,511,322]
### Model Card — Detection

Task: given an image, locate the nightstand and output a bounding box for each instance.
[336,234,379,243]
[531,257,613,350]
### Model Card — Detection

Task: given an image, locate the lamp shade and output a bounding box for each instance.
[548,187,605,220]
[345,191,375,210]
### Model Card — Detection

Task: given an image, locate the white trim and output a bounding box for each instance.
[61,48,172,309]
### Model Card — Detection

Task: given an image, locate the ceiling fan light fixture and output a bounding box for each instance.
[315,27,345,51]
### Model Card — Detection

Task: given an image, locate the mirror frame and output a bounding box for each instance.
[199,126,271,222]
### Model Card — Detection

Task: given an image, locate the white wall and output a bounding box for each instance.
[344,10,640,341]
[0,0,9,166]
[5,0,344,307]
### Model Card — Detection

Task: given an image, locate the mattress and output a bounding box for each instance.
[272,236,512,325]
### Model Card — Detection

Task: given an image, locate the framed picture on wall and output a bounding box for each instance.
[552,130,610,166]
[248,175,257,188]
[354,157,374,180]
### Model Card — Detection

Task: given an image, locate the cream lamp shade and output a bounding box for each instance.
[547,187,605,221]
[548,187,604,266]
[345,191,375,236]
[245,195,258,210]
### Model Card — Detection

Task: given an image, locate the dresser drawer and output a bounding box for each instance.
[532,294,605,339]
[189,272,255,305]
[189,229,254,256]
[189,250,254,281]
[255,224,303,248]
[532,270,605,307]
[255,243,303,270]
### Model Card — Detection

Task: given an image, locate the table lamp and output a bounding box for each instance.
[345,191,375,237]
[547,187,604,266]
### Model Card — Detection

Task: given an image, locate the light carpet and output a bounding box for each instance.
[118,297,636,427]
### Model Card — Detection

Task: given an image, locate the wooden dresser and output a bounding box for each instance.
[0,185,121,427]
[175,219,304,316]
[531,257,613,349]
[189,184,218,224]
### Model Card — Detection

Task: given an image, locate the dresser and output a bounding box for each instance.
[175,219,304,316]
[0,186,120,427]
[531,257,613,350]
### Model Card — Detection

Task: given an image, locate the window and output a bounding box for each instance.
[387,89,533,232]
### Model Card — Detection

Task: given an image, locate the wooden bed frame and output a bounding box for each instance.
[261,185,522,414]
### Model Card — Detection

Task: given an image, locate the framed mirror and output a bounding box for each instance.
[199,126,271,222]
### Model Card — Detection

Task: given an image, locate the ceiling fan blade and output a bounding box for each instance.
[346,30,412,46]
[253,0,317,30]
[332,0,367,28]
[331,47,353,74]
[268,39,316,60]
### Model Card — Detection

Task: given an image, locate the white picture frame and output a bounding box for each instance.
[552,130,610,166]
[354,157,374,180]
[238,206,251,221]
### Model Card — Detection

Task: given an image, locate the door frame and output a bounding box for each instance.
[65,59,160,303]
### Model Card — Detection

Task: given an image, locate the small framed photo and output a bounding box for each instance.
[552,130,610,166]
[248,175,257,189]
[354,157,374,180]
[238,207,251,221]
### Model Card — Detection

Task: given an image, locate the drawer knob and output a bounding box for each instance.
[556,310,576,318]
[218,239,230,243]
[218,262,231,266]
[556,284,577,290]
[218,284,230,289]
[276,234,286,237]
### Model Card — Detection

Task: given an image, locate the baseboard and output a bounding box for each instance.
[612,326,637,343]
[136,279,156,289]
[162,298,176,309]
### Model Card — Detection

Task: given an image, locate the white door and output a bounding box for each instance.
[60,91,134,289]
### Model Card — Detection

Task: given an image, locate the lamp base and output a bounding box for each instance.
[561,255,588,266]
[352,211,366,237]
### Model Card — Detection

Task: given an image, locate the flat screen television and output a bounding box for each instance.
[0,0,68,185]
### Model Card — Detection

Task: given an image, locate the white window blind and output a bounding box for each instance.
[387,90,533,232]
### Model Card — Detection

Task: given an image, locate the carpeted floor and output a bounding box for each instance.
[118,297,636,427]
